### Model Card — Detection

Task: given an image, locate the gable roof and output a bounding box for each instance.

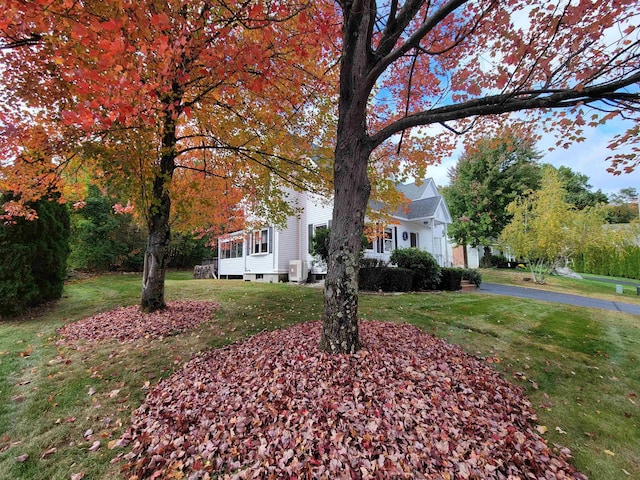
[370,179,452,224]
[395,179,437,201]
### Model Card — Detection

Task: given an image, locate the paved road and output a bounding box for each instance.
[479,282,640,316]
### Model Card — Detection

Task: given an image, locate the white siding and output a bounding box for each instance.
[219,257,245,276]
[277,214,301,272]
[218,233,246,276]
[421,180,439,199]
[302,193,333,274]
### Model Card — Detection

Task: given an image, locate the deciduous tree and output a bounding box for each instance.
[443,131,541,267]
[321,0,640,353]
[1,0,336,311]
[499,168,609,283]
[550,165,609,210]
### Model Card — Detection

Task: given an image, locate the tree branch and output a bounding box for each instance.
[370,72,640,148]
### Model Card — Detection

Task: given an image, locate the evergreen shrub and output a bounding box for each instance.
[0,195,70,317]
[390,247,441,290]
[359,267,413,292]
[438,268,464,291]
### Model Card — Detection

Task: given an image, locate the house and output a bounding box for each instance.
[218,178,453,282]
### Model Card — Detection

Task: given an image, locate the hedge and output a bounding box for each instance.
[437,268,483,291]
[390,248,441,290]
[359,267,414,292]
[574,245,640,280]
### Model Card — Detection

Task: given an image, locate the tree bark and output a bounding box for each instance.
[320,140,372,353]
[320,1,375,353]
[140,173,171,312]
[481,245,492,268]
[141,110,177,312]
[462,243,469,269]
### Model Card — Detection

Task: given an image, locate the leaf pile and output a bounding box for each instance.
[120,321,586,479]
[57,301,219,343]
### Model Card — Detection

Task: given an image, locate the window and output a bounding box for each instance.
[220,238,244,259]
[251,228,271,254]
[308,222,330,253]
[410,232,418,248]
[366,225,394,254]
[383,228,393,252]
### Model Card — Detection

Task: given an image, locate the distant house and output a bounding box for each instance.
[218,178,453,282]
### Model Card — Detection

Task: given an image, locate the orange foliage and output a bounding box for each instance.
[0,0,338,230]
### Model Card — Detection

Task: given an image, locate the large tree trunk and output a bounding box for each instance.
[141,111,177,312]
[141,172,171,312]
[319,2,374,354]
[319,141,372,353]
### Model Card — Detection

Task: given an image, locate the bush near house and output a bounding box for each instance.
[462,268,482,287]
[359,267,414,292]
[390,248,441,290]
[438,268,463,291]
[0,195,70,317]
[437,268,483,291]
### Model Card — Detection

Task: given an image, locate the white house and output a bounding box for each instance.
[218,178,453,282]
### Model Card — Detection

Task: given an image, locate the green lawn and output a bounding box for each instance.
[0,271,638,479]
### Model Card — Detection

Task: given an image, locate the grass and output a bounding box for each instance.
[0,271,638,479]
[481,267,640,304]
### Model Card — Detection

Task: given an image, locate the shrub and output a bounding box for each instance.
[490,254,508,268]
[461,268,482,287]
[69,186,147,271]
[438,268,464,291]
[360,257,387,268]
[311,228,369,263]
[167,232,216,269]
[359,267,413,292]
[390,248,441,290]
[0,195,70,317]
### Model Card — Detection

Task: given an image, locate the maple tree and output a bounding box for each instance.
[0,0,335,311]
[321,0,640,353]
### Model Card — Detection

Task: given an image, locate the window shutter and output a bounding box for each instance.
[308,224,314,253]
[394,226,398,250]
[268,227,273,253]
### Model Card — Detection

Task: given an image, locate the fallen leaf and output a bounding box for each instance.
[536,425,548,434]
[88,441,100,452]
[555,426,567,434]
[15,454,28,462]
[604,449,615,456]
[71,472,85,480]
[41,447,57,458]
[117,321,588,479]
[87,387,96,396]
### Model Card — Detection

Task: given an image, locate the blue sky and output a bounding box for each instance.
[427,117,640,197]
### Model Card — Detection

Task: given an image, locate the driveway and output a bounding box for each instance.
[480,282,640,316]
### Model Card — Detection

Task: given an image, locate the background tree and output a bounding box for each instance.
[551,166,609,210]
[443,131,541,267]
[322,0,640,353]
[69,185,148,272]
[499,168,609,283]
[0,0,335,312]
[606,187,640,223]
[0,195,70,317]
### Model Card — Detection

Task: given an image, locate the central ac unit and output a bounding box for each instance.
[289,260,307,283]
